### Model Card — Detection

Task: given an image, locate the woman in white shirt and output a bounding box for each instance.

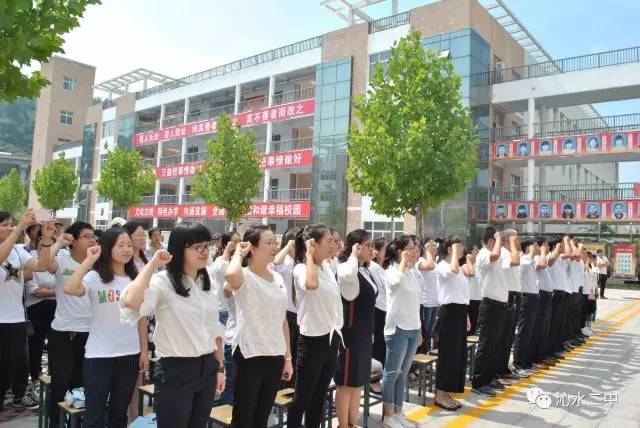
[434,240,471,411]
[466,245,481,335]
[381,235,421,428]
[121,222,225,428]
[288,224,343,428]
[0,210,54,412]
[224,225,293,428]
[65,227,147,428]
[416,239,437,352]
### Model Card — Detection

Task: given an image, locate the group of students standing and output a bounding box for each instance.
[0,209,605,428]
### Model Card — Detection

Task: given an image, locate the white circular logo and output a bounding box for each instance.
[536,394,553,409]
[527,387,544,404]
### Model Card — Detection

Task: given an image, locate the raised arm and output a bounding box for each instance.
[536,245,548,270]
[462,253,476,277]
[122,250,172,310]
[450,243,462,274]
[337,244,361,301]
[547,242,561,266]
[225,242,251,290]
[274,240,294,266]
[64,246,101,296]
[490,231,502,262]
[417,243,436,271]
[27,222,56,272]
[509,235,520,267]
[0,210,35,265]
[304,239,320,291]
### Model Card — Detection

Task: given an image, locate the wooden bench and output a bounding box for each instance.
[137,384,156,416]
[38,375,51,428]
[57,401,84,428]
[208,404,233,427]
[362,373,383,428]
[410,354,438,405]
[273,388,294,427]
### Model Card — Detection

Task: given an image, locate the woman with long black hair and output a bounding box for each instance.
[224,225,293,427]
[64,227,147,428]
[335,229,378,428]
[121,222,225,428]
[434,239,471,411]
[288,224,343,428]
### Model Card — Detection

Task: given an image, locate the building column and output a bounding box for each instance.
[262,76,276,226]
[526,97,535,233]
[234,83,241,114]
[153,104,166,227]
[177,98,190,224]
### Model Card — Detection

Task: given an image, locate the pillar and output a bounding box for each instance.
[177,98,190,223]
[526,97,535,233]
[262,75,276,226]
[153,104,166,227]
[234,84,241,114]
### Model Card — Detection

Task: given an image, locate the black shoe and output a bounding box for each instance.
[489,380,506,390]
[472,385,497,397]
[500,372,521,380]
[553,352,566,359]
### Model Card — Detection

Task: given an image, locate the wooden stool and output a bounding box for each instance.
[208,404,233,427]
[137,384,156,417]
[466,335,480,380]
[273,388,294,427]
[362,373,383,428]
[57,402,84,428]
[38,375,51,428]
[411,354,438,405]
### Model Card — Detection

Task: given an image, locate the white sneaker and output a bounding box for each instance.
[581,327,592,337]
[393,414,416,428]
[382,415,403,428]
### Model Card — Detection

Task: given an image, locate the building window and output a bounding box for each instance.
[59,111,73,125]
[63,76,77,91]
[510,175,521,188]
[369,51,390,78]
[101,120,115,138]
[95,220,108,231]
[363,221,404,239]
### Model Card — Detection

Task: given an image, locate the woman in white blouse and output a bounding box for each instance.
[288,224,343,428]
[434,240,471,411]
[121,223,224,428]
[224,225,293,428]
[381,235,421,428]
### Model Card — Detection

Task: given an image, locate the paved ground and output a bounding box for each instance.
[4,288,640,427]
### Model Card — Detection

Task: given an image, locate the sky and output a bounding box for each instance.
[56,0,640,182]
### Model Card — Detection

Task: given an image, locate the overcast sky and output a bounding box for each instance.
[56,0,639,182]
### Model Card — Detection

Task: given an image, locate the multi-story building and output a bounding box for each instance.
[31,0,639,240]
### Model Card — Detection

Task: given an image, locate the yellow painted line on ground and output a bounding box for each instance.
[405,299,640,425]
[440,300,640,428]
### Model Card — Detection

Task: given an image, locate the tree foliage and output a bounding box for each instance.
[191,113,262,226]
[32,152,78,212]
[0,98,35,155]
[96,147,155,210]
[0,0,101,102]
[0,168,27,219]
[347,29,479,236]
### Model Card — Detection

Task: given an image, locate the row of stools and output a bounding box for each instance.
[38,338,479,428]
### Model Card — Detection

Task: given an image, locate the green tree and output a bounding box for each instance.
[347,29,479,237]
[0,0,101,102]
[0,98,36,155]
[191,113,262,229]
[32,152,78,214]
[0,168,28,219]
[96,147,156,215]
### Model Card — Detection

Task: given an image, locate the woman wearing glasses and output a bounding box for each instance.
[121,223,225,428]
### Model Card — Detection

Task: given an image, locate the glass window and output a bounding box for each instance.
[336,62,351,82]
[449,36,470,57]
[320,101,335,120]
[335,81,351,98]
[334,98,350,117]
[101,120,115,138]
[323,66,337,84]
[63,77,77,91]
[321,85,336,102]
[59,111,73,125]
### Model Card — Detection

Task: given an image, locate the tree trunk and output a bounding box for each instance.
[416,207,423,239]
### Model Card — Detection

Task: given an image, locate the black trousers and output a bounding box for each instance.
[232,348,284,428]
[288,333,339,428]
[0,322,27,408]
[467,300,481,336]
[48,330,88,427]
[472,298,507,389]
[533,291,553,362]
[84,354,140,428]
[513,293,539,369]
[581,294,591,328]
[27,300,56,381]
[573,291,584,337]
[436,304,468,393]
[598,274,608,298]
[373,308,387,366]
[498,292,521,375]
[562,293,575,343]
[286,310,299,386]
[154,354,218,428]
[549,291,567,353]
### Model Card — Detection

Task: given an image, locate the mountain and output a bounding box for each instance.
[0,98,36,156]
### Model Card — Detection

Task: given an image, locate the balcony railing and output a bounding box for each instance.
[182,193,203,204]
[159,155,182,167]
[136,121,160,133]
[488,113,640,142]
[272,87,315,105]
[256,137,313,153]
[268,188,311,201]
[143,158,156,168]
[492,183,640,202]
[158,194,178,205]
[141,195,155,205]
[471,45,640,86]
[369,11,410,33]
[187,104,234,123]
[163,115,184,128]
[184,152,206,163]
[136,36,323,99]
[240,96,267,113]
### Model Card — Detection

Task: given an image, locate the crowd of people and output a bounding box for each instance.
[0,209,607,428]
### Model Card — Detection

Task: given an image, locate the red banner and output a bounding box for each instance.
[260,149,313,169]
[492,131,639,160]
[155,163,204,178]
[490,201,640,221]
[129,201,311,219]
[134,99,316,147]
[611,243,637,279]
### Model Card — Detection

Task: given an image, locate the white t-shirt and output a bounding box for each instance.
[293,261,343,340]
[272,255,297,313]
[83,270,140,358]
[121,270,222,357]
[51,254,92,332]
[596,255,609,275]
[549,258,570,292]
[383,263,421,336]
[570,260,585,293]
[0,246,33,323]
[504,249,521,292]
[25,249,56,308]
[224,294,237,346]
[370,261,388,312]
[519,255,538,294]
[233,268,288,358]
[417,257,438,307]
[208,257,229,314]
[468,272,482,301]
[476,247,510,303]
[534,256,554,293]
[435,260,470,305]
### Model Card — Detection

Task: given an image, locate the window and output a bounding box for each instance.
[95,220,108,231]
[510,175,521,188]
[369,51,391,79]
[101,120,114,138]
[363,221,404,239]
[63,77,77,91]
[59,111,73,125]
